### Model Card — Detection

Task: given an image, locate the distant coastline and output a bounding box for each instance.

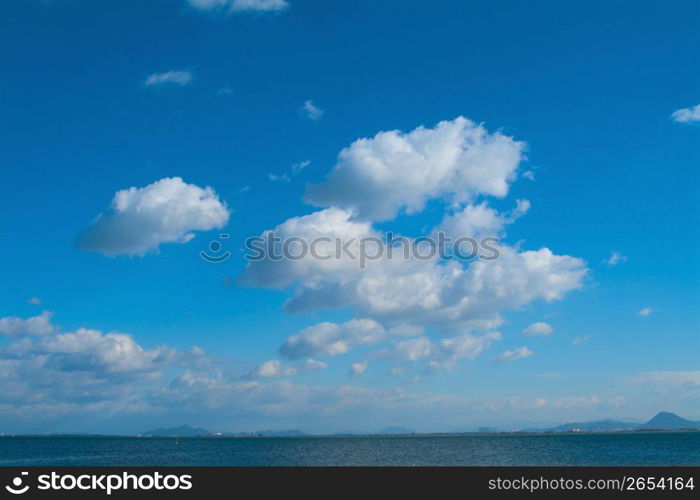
[2,412,698,439]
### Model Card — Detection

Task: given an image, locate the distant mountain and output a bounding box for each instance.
[378,426,415,435]
[639,412,700,430]
[525,412,699,433]
[142,425,210,437]
[546,419,638,432]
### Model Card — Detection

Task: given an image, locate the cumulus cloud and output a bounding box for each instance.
[302,100,324,120]
[0,311,57,337]
[280,319,386,359]
[241,208,587,330]
[389,332,501,371]
[248,359,328,379]
[77,177,229,257]
[238,115,586,373]
[145,70,192,86]
[0,314,206,415]
[521,322,554,337]
[433,202,510,240]
[671,104,700,123]
[306,117,525,221]
[497,346,533,362]
[186,0,289,12]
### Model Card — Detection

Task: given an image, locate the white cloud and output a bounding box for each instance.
[497,346,533,362]
[280,319,386,359]
[392,337,436,362]
[302,100,324,120]
[32,328,176,373]
[249,360,296,379]
[268,173,290,182]
[605,251,627,266]
[305,117,526,221]
[77,177,229,257]
[27,297,42,306]
[0,314,205,415]
[671,104,700,123]
[637,307,655,317]
[433,202,508,240]
[269,160,310,182]
[349,361,367,377]
[572,335,590,345]
[534,372,559,378]
[0,311,57,337]
[248,359,327,379]
[291,160,310,174]
[551,395,599,410]
[521,322,554,337]
[145,70,192,86]
[630,371,700,388]
[242,208,587,330]
[186,0,289,13]
[390,332,501,371]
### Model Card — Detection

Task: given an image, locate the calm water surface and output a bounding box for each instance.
[0,433,698,466]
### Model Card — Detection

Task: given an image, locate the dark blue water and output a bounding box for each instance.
[1,433,698,466]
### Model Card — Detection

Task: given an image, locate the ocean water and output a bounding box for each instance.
[0,432,698,466]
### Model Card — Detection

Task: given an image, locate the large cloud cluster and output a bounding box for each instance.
[242,117,587,373]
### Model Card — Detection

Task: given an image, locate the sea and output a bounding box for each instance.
[1,432,698,466]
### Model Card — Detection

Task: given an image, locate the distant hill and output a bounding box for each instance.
[547,419,638,432]
[526,412,699,433]
[142,425,210,437]
[639,412,700,430]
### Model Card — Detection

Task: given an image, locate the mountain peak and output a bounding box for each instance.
[641,412,698,430]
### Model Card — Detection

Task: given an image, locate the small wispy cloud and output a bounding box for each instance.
[572,335,590,345]
[497,347,533,362]
[145,70,192,87]
[534,372,560,378]
[671,104,700,124]
[269,160,311,182]
[349,361,368,377]
[217,86,233,96]
[521,322,554,337]
[186,0,289,13]
[637,307,655,317]
[605,251,627,266]
[302,100,324,120]
[291,160,310,174]
[268,173,290,183]
[27,297,42,306]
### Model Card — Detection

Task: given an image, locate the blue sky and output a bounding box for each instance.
[0,0,698,434]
